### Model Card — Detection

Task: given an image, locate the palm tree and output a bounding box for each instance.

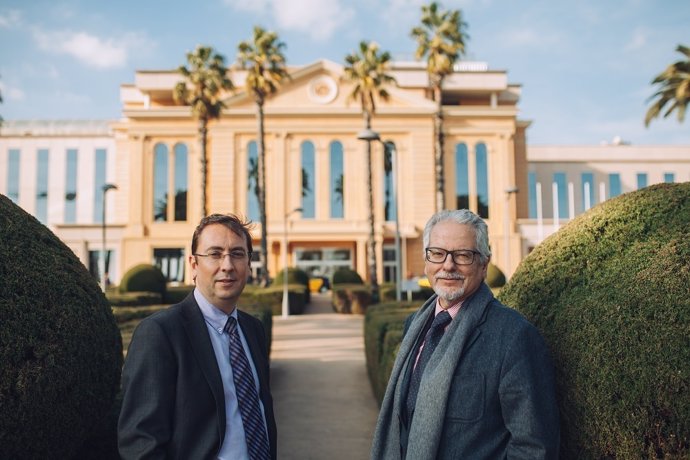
[238,26,289,286]
[343,40,396,303]
[174,45,234,217]
[645,44,690,127]
[411,2,469,211]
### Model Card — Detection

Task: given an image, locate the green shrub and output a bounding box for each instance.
[499,183,690,459]
[274,267,310,304]
[485,262,506,288]
[163,284,194,304]
[332,267,364,285]
[381,283,434,302]
[119,263,167,296]
[241,284,308,316]
[364,303,418,403]
[0,194,122,459]
[332,284,373,314]
[107,291,163,307]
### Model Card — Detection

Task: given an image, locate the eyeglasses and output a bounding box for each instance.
[425,247,480,266]
[194,250,250,263]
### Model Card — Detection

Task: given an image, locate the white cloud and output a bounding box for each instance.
[224,0,354,40]
[0,9,22,28]
[0,81,26,101]
[625,27,648,52]
[32,28,149,69]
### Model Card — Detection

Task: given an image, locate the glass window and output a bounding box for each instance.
[36,149,49,223]
[153,143,168,221]
[329,141,344,218]
[636,173,648,190]
[153,248,185,282]
[174,143,188,221]
[65,149,78,223]
[382,244,398,283]
[301,141,315,219]
[89,249,113,283]
[609,173,622,198]
[475,143,489,218]
[664,173,675,183]
[7,149,20,203]
[528,171,537,219]
[384,142,397,222]
[455,143,469,210]
[553,173,568,219]
[581,172,595,211]
[94,148,107,223]
[247,141,259,221]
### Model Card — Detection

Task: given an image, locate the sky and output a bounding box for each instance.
[0,0,689,145]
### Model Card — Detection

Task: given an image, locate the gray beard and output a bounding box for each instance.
[435,285,465,304]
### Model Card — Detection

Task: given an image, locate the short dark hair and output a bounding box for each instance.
[191,214,254,255]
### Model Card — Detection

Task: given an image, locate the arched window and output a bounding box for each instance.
[247,141,259,221]
[329,141,344,218]
[475,142,489,218]
[455,143,469,210]
[383,141,397,221]
[301,141,315,218]
[153,143,169,221]
[173,143,188,221]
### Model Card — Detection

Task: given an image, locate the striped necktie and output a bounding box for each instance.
[225,316,270,460]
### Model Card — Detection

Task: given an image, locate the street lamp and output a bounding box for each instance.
[357,129,402,302]
[101,183,118,291]
[504,187,518,279]
[282,207,302,319]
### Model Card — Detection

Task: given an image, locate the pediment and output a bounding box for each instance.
[223,59,435,112]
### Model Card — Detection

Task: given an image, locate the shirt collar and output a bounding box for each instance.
[435,296,463,321]
[194,288,237,335]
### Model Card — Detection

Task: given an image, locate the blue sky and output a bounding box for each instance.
[0,0,688,145]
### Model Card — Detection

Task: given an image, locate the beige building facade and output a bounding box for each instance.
[2,60,688,287]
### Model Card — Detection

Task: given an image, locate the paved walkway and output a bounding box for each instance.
[271,292,379,460]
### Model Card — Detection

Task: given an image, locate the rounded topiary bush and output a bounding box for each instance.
[499,183,690,459]
[274,267,310,303]
[119,263,167,296]
[0,194,123,459]
[485,262,506,288]
[333,267,364,285]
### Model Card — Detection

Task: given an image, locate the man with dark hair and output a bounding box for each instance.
[119,214,277,460]
[371,209,559,459]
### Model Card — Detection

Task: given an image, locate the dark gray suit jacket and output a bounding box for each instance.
[118,293,277,460]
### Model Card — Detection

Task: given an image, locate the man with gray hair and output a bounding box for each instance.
[371,209,560,459]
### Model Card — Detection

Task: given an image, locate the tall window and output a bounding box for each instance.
[528,171,537,219]
[7,149,20,203]
[383,141,397,221]
[65,149,78,223]
[36,149,49,223]
[247,141,259,221]
[475,142,489,218]
[154,248,185,282]
[664,173,675,183]
[455,143,469,210]
[581,172,595,211]
[94,148,107,223]
[553,173,568,219]
[301,141,315,218]
[609,173,622,198]
[89,250,113,282]
[153,143,169,221]
[636,173,648,190]
[173,143,188,221]
[329,141,344,218]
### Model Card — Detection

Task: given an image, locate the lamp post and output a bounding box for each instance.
[101,183,118,291]
[282,207,302,319]
[357,129,402,302]
[504,187,518,279]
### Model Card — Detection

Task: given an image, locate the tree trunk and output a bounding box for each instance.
[199,117,208,217]
[433,80,445,212]
[364,111,380,303]
[257,100,270,286]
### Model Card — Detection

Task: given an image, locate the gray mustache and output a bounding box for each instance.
[435,272,464,280]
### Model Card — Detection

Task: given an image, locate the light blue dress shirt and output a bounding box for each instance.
[194,289,268,460]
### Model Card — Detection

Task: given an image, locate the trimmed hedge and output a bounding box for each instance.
[499,183,690,459]
[485,263,506,288]
[274,267,311,304]
[241,284,308,316]
[364,302,418,404]
[0,194,123,459]
[119,263,167,297]
[332,284,373,314]
[333,267,364,285]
